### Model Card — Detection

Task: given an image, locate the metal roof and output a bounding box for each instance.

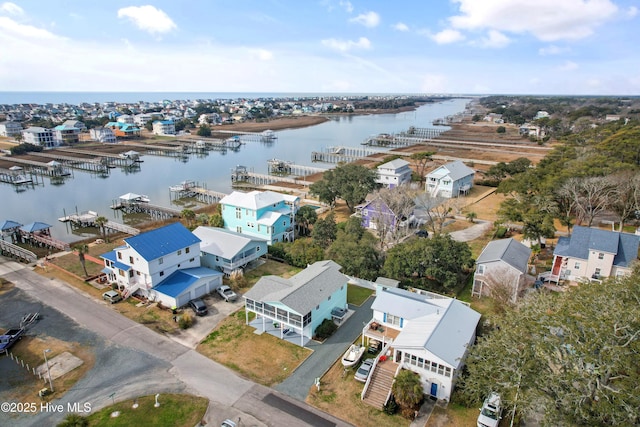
[427,160,474,181]
[244,260,347,315]
[124,222,200,261]
[220,190,296,211]
[20,222,51,233]
[378,158,410,170]
[476,238,531,273]
[0,220,22,231]
[100,251,131,271]
[372,287,447,320]
[153,267,222,298]
[193,226,266,260]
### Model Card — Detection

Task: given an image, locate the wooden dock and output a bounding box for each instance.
[111,199,181,220]
[231,166,309,187]
[29,152,110,175]
[0,240,37,263]
[267,159,328,177]
[211,129,277,142]
[311,146,386,164]
[56,147,142,168]
[58,210,140,236]
[169,180,227,204]
[0,167,35,186]
[2,158,72,178]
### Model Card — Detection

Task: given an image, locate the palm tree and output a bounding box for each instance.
[181,209,195,227]
[391,369,423,417]
[74,244,89,277]
[466,211,478,223]
[94,216,108,241]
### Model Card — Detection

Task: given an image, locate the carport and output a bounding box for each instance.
[152,267,223,308]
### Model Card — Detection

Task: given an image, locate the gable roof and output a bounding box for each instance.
[428,160,475,181]
[192,226,266,259]
[378,158,410,171]
[100,250,132,271]
[220,190,289,210]
[244,260,347,315]
[0,220,22,231]
[476,238,532,273]
[554,225,640,268]
[153,267,222,298]
[20,222,51,233]
[124,222,200,261]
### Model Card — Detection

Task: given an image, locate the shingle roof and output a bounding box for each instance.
[192,226,266,259]
[124,222,200,261]
[244,260,347,315]
[554,225,640,268]
[476,238,531,273]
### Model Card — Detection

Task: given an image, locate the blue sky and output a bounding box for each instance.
[1,0,638,95]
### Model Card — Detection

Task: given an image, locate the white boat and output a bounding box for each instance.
[341,344,365,367]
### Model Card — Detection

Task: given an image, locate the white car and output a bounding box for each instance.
[217,285,237,302]
[477,392,502,427]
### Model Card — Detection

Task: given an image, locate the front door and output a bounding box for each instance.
[430,382,438,398]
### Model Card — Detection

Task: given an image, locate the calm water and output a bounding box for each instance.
[1,98,468,242]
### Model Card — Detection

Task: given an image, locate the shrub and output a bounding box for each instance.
[314,318,337,340]
[178,312,193,329]
[494,226,507,238]
[111,282,118,290]
[383,395,398,415]
[496,126,506,134]
[229,269,248,290]
[268,242,288,260]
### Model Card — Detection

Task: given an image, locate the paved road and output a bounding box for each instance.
[0,258,352,427]
[275,298,374,401]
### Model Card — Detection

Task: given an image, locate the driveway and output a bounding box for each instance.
[449,219,492,242]
[275,297,374,401]
[0,258,352,427]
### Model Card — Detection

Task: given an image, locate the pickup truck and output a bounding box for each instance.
[0,327,25,354]
[217,285,238,302]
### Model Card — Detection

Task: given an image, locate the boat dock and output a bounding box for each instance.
[1,158,72,178]
[211,129,277,142]
[118,142,188,158]
[311,146,387,164]
[58,210,140,235]
[28,152,110,175]
[361,127,446,147]
[0,167,35,186]
[169,180,228,204]
[110,194,181,220]
[267,159,328,177]
[56,147,142,168]
[231,166,309,187]
[0,240,37,263]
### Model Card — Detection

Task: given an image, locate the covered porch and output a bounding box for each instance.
[248,314,310,347]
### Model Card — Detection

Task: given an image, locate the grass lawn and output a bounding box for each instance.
[347,284,374,306]
[307,357,409,427]
[197,309,311,387]
[243,259,301,286]
[85,394,208,427]
[426,402,479,427]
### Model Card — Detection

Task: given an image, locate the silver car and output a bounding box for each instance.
[354,358,375,382]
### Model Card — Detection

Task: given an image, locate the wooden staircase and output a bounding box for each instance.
[362,360,398,409]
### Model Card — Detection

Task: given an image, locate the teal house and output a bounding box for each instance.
[219,190,299,245]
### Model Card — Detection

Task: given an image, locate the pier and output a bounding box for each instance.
[29,152,110,175]
[1,158,72,178]
[16,222,70,251]
[56,147,142,168]
[110,193,181,220]
[311,146,387,164]
[211,129,277,142]
[0,166,35,187]
[267,159,328,177]
[0,240,37,263]
[58,210,140,236]
[362,127,446,147]
[231,166,309,187]
[169,180,228,204]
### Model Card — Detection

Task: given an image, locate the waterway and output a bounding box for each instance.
[1,98,469,243]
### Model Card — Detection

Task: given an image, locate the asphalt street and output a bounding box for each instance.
[0,258,352,427]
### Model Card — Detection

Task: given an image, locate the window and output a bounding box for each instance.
[316,305,319,310]
[431,362,438,373]
[189,258,194,262]
[129,256,134,264]
[574,262,581,269]
[328,295,331,301]
[445,367,452,378]
[598,253,604,260]
[129,270,134,278]
[185,247,190,254]
[477,265,485,274]
[158,257,163,265]
[136,271,140,275]
[386,314,402,327]
[117,252,122,260]
[594,268,601,277]
[235,207,241,219]
[177,250,182,256]
[256,247,260,252]
[283,221,286,226]
[236,226,242,233]
[159,271,164,277]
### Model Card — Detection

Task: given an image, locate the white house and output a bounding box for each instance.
[152,120,176,136]
[376,158,413,188]
[360,287,480,406]
[62,119,86,132]
[100,222,223,308]
[90,127,117,143]
[425,160,475,198]
[0,121,23,137]
[53,124,81,145]
[192,226,267,275]
[472,238,532,303]
[21,127,54,147]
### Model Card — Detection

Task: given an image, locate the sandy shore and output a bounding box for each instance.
[210,115,330,133]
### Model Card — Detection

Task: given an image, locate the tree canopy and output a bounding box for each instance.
[458,267,640,426]
[309,163,380,212]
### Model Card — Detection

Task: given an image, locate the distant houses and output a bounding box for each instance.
[21,127,54,147]
[0,121,23,137]
[89,127,117,143]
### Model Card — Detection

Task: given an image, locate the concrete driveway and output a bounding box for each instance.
[0,258,352,427]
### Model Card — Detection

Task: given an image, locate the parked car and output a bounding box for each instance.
[217,285,237,302]
[354,358,375,382]
[102,290,122,304]
[415,229,429,238]
[188,298,208,316]
[0,327,24,354]
[477,392,502,427]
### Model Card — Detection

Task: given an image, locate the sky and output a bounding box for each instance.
[0,0,639,95]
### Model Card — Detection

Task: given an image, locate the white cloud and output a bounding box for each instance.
[339,1,354,13]
[117,5,177,35]
[349,11,380,28]
[321,37,371,52]
[538,45,568,56]
[0,16,62,40]
[627,6,638,18]
[478,30,510,48]
[0,2,23,16]
[249,48,273,61]
[431,29,465,45]
[393,22,409,32]
[559,60,579,71]
[448,0,618,41]
[420,73,447,93]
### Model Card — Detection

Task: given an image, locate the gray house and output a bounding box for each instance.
[472,238,532,303]
[425,160,475,198]
[193,226,267,275]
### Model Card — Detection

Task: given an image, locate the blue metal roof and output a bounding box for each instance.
[20,222,51,233]
[0,220,22,231]
[153,267,222,298]
[100,251,131,271]
[124,222,200,261]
